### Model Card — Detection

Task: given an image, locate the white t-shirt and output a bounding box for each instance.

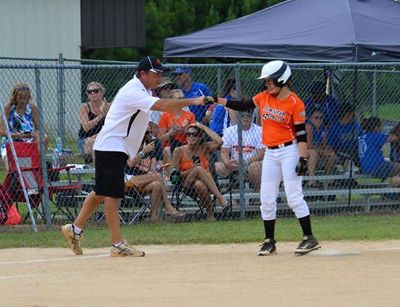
[94,76,159,159]
[222,123,263,162]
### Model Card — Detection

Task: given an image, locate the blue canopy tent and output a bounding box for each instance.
[163,0,400,62]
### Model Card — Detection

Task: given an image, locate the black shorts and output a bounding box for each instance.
[94,150,128,198]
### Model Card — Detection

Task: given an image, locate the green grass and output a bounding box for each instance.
[1,215,400,249]
[365,103,400,121]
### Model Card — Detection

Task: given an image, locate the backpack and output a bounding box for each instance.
[0,184,12,224]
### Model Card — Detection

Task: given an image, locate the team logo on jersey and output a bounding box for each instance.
[262,106,286,122]
[299,111,306,117]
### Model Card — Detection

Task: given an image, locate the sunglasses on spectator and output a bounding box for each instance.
[186,132,199,137]
[86,88,100,94]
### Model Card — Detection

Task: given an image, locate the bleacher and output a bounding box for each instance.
[55,166,400,223]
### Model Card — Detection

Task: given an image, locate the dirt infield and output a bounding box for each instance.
[1,241,400,307]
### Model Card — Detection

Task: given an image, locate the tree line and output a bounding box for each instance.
[83,0,284,62]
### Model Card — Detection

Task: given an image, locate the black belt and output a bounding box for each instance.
[267,141,293,150]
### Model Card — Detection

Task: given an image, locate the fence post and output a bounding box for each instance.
[235,64,246,219]
[35,67,52,229]
[372,69,377,116]
[57,53,66,142]
[217,67,222,95]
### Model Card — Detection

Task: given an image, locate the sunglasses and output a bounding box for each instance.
[86,88,100,94]
[186,132,199,137]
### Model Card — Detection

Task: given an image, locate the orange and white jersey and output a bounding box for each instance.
[253,91,306,147]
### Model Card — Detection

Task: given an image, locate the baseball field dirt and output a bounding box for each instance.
[1,240,400,307]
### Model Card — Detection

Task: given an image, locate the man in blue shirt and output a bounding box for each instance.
[173,67,212,124]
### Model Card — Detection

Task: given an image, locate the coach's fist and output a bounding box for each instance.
[296,157,308,176]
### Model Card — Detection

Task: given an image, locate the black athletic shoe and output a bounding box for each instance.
[294,235,320,255]
[258,239,277,256]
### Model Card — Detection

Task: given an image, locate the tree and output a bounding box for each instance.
[84,0,285,61]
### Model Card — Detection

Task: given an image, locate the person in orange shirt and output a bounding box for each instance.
[159,89,196,176]
[209,60,320,256]
[171,122,227,221]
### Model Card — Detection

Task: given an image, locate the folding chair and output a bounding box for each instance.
[94,187,149,225]
[3,142,81,222]
[170,182,206,220]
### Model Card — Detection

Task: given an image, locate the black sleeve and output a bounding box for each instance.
[225,98,256,111]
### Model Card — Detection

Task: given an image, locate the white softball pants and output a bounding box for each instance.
[260,143,310,220]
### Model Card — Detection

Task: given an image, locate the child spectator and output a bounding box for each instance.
[306,110,336,187]
[358,117,400,185]
[327,103,362,174]
[305,81,340,126]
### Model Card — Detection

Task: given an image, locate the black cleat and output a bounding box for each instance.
[294,235,320,255]
[258,239,277,256]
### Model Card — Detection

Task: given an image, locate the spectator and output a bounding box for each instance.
[327,103,362,174]
[173,67,213,124]
[210,78,238,136]
[150,77,178,136]
[159,89,196,173]
[305,81,340,126]
[125,134,185,223]
[171,122,228,220]
[389,122,400,163]
[306,110,336,187]
[78,82,111,163]
[215,109,264,192]
[358,117,400,186]
[0,83,48,169]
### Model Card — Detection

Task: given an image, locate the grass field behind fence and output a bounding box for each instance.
[1,215,400,249]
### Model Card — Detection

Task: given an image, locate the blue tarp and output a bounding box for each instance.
[164,0,400,62]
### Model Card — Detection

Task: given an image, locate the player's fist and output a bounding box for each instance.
[296,157,308,176]
[205,96,218,105]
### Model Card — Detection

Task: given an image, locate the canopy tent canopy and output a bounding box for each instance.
[163,0,400,62]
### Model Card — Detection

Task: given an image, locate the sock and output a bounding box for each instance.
[263,219,275,241]
[72,224,82,235]
[298,215,313,236]
[112,241,123,247]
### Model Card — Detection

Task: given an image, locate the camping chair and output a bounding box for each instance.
[170,181,206,220]
[94,179,150,225]
[3,142,81,222]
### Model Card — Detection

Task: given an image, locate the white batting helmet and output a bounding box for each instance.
[258,60,291,86]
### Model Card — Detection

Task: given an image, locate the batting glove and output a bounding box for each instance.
[296,157,308,176]
[205,96,218,105]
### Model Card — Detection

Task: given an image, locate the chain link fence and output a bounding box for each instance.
[0,59,399,228]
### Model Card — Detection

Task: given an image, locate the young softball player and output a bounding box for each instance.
[210,60,320,256]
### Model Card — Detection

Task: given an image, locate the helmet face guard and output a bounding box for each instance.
[258,60,291,86]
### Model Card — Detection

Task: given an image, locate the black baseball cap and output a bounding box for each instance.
[137,56,164,74]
